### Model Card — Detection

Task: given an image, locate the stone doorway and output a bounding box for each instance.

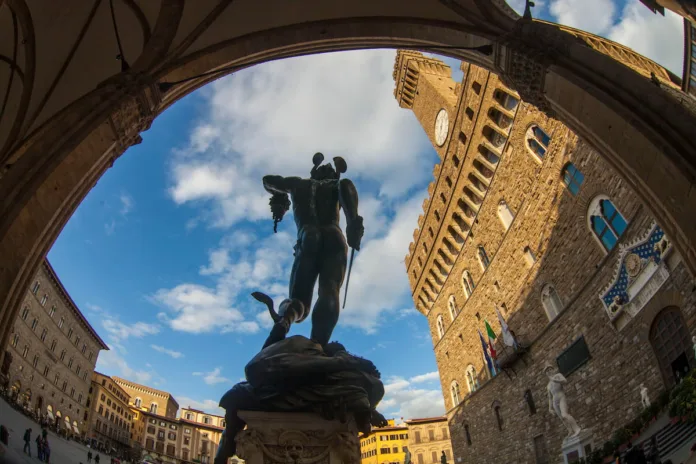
[650,306,692,387]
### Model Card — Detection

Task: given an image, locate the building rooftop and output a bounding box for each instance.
[112,376,179,407]
[404,416,447,424]
[179,417,224,431]
[44,259,109,350]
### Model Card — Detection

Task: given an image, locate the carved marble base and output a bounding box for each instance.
[562,429,593,464]
[235,411,360,464]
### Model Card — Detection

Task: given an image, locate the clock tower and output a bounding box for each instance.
[393,50,459,157]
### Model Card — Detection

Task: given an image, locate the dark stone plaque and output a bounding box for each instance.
[556,336,591,377]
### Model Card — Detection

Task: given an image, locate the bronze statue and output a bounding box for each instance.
[262,153,364,346]
[214,155,386,464]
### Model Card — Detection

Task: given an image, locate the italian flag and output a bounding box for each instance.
[485,320,497,359]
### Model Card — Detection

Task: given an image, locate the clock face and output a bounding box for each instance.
[435,109,449,146]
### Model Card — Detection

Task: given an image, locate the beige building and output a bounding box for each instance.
[141,409,182,463]
[404,418,452,464]
[113,376,179,419]
[3,259,108,437]
[86,371,134,453]
[395,45,696,463]
[179,408,226,464]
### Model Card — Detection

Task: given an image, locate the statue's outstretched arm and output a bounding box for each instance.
[262,175,301,194]
[547,386,553,412]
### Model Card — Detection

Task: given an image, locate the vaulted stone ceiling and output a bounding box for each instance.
[0,0,515,160]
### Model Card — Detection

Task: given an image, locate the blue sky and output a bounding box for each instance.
[47,0,683,421]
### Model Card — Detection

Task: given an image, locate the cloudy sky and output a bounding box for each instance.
[48,0,683,421]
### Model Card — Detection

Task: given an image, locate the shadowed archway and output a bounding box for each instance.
[0,0,695,352]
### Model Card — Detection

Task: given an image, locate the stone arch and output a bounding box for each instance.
[0,3,695,352]
[649,306,692,387]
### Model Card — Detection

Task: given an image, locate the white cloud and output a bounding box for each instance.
[150,344,184,359]
[102,318,160,345]
[156,50,442,336]
[152,283,255,334]
[192,367,232,385]
[607,4,684,74]
[549,0,616,35]
[339,194,424,332]
[97,350,153,385]
[380,375,445,420]
[168,49,432,229]
[176,396,225,416]
[120,193,134,216]
[410,371,440,383]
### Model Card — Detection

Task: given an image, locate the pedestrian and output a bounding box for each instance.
[88,450,93,463]
[41,427,47,440]
[23,428,31,456]
[43,437,51,464]
[95,453,101,464]
[35,433,43,461]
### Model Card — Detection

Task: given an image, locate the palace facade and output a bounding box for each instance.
[2,260,109,437]
[395,36,695,464]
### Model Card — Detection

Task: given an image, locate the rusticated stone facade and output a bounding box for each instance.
[395,49,696,464]
[3,260,109,436]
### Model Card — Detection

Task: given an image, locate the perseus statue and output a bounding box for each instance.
[262,153,364,346]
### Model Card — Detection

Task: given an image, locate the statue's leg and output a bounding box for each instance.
[559,396,581,435]
[289,229,320,313]
[311,229,347,346]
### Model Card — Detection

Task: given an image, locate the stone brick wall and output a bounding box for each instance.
[5,260,105,433]
[395,56,696,463]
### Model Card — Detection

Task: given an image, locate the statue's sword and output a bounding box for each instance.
[342,248,356,309]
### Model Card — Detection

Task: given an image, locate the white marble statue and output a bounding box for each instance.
[545,364,582,438]
[640,383,650,409]
[692,335,696,359]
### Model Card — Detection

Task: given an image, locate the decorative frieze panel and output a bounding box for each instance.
[236,411,360,464]
[599,222,672,322]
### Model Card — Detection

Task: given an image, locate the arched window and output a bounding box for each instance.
[541,284,563,321]
[436,315,445,339]
[588,196,627,252]
[462,271,475,298]
[448,296,458,321]
[526,125,551,159]
[150,403,158,414]
[465,365,478,393]
[134,397,142,408]
[450,381,462,407]
[497,200,514,230]
[478,246,490,271]
[562,163,584,196]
